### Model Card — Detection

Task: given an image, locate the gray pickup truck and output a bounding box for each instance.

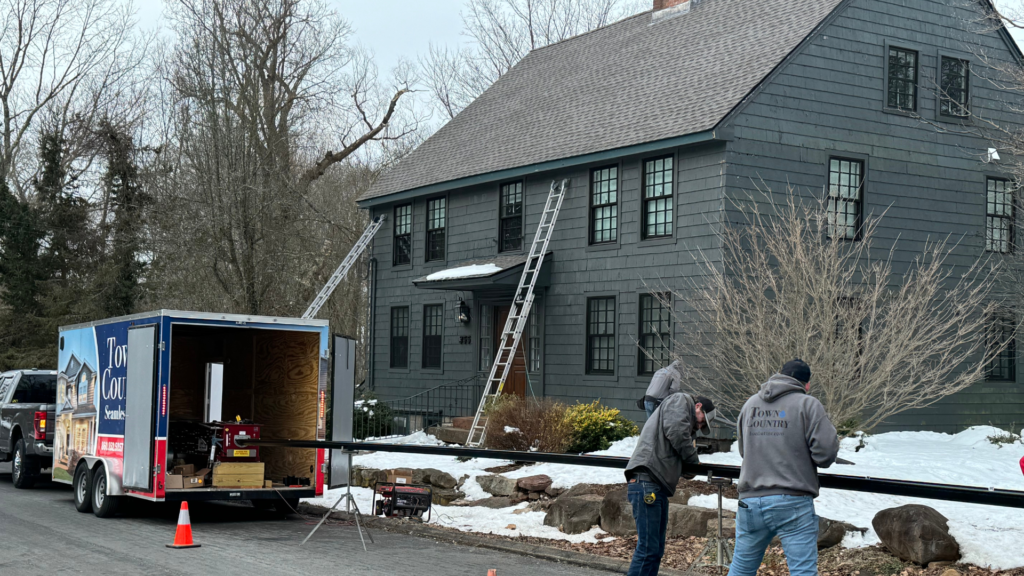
[0,370,57,488]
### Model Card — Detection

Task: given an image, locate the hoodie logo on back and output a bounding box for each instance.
[746,407,789,428]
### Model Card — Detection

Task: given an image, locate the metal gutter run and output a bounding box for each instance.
[240,439,1024,509]
[357,129,720,209]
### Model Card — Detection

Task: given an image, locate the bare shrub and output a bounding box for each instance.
[662,187,1008,433]
[484,396,571,452]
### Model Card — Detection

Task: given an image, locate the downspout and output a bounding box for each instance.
[367,247,377,392]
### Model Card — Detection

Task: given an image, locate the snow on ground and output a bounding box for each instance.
[304,484,613,544]
[303,427,1024,568]
[691,426,1024,570]
[423,263,502,281]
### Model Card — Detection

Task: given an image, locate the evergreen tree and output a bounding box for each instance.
[0,179,45,315]
[99,120,148,316]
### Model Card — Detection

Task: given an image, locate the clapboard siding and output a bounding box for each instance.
[723,0,1024,432]
[369,143,727,421]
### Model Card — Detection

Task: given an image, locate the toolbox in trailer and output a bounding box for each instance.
[52,310,354,517]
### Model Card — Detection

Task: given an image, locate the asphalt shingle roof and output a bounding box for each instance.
[361,0,844,202]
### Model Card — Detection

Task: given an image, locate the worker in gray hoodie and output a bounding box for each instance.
[624,391,717,576]
[635,360,683,419]
[729,359,840,576]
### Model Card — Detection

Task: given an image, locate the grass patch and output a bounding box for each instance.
[987,425,1021,448]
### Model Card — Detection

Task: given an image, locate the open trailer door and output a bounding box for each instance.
[122,324,159,492]
[328,335,356,489]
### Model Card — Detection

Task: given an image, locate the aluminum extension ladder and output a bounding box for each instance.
[466,179,569,447]
[302,215,386,319]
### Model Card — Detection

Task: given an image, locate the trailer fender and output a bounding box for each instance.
[83,456,125,497]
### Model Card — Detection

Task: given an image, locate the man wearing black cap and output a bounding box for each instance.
[729,359,840,576]
[624,392,717,576]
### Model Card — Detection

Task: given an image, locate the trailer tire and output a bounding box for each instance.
[11,439,39,489]
[73,464,93,513]
[274,497,301,516]
[91,464,121,518]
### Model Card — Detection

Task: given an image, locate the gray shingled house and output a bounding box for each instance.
[357,0,1024,433]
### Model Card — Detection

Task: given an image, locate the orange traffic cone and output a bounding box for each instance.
[166,502,201,549]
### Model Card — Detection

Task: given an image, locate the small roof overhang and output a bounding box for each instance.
[412,253,552,296]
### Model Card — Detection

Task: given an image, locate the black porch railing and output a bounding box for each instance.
[354,376,484,440]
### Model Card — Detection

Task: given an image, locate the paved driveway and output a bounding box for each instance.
[0,463,599,576]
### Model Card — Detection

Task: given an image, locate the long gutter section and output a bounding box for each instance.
[240,439,1024,509]
[357,130,720,209]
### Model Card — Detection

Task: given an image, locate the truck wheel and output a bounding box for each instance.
[91,465,121,518]
[11,439,39,489]
[73,464,93,513]
[273,497,301,516]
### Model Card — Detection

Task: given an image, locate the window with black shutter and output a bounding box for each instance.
[638,294,671,375]
[393,204,412,265]
[940,56,969,118]
[499,181,523,252]
[642,156,673,239]
[586,297,616,374]
[827,158,863,240]
[986,178,1013,254]
[422,304,443,368]
[886,47,917,111]
[590,166,618,244]
[390,307,409,368]
[426,198,446,262]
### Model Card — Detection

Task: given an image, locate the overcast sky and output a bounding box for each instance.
[133,1,467,74]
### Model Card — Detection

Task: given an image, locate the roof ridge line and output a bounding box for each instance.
[527,9,653,56]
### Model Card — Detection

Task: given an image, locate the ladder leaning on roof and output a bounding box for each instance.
[302,215,387,320]
[466,179,569,448]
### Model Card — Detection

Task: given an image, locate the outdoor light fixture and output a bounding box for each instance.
[458,300,471,324]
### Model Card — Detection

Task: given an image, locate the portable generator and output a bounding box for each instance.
[373,483,432,520]
[216,422,261,462]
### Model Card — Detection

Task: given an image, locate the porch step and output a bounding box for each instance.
[427,426,471,445]
[451,416,486,430]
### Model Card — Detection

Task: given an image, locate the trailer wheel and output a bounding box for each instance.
[91,464,121,518]
[11,439,39,489]
[73,464,93,513]
[274,497,301,516]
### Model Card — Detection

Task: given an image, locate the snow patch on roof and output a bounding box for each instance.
[423,263,503,281]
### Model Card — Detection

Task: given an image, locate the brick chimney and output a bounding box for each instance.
[654,0,688,10]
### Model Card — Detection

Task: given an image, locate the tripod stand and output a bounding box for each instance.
[301,450,374,551]
[685,476,735,575]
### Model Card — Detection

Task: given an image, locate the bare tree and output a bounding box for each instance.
[421,0,647,119]
[656,188,1007,433]
[0,0,146,195]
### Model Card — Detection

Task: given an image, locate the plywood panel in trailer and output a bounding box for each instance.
[253,331,319,482]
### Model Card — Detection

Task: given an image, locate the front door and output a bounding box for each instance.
[495,306,527,397]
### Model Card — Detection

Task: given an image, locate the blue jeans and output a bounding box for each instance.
[627,480,669,576]
[728,495,819,576]
[644,399,658,420]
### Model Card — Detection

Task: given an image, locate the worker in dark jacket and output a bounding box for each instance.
[624,392,716,576]
[729,359,840,576]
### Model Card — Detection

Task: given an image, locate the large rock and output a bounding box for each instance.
[470,496,513,509]
[517,474,553,492]
[872,505,961,565]
[477,474,518,497]
[668,490,692,505]
[707,517,737,538]
[431,488,466,505]
[544,495,603,534]
[599,487,636,537]
[562,483,607,499]
[818,517,865,550]
[668,505,718,538]
[430,471,458,489]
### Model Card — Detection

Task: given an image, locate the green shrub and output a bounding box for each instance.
[483,395,571,453]
[564,400,639,453]
[352,395,394,440]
